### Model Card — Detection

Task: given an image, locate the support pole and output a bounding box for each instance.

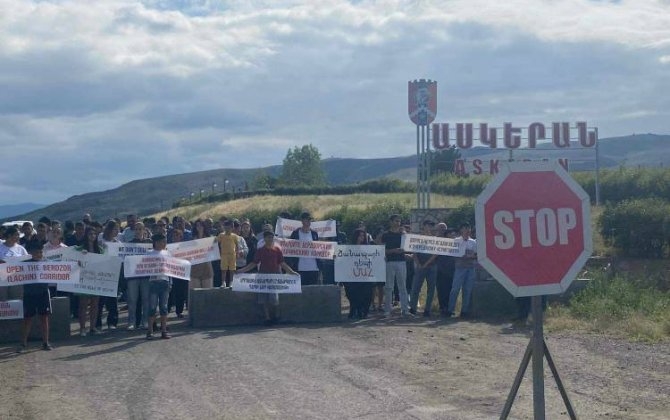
[532,295,545,420]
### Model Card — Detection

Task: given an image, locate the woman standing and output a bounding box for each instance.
[96,220,120,330]
[79,227,101,335]
[189,219,214,290]
[344,228,375,319]
[127,222,152,330]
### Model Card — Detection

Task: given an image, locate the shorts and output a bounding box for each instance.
[220,255,236,271]
[23,290,51,318]
[148,281,170,317]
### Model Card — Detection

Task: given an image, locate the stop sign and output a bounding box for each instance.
[475,162,592,297]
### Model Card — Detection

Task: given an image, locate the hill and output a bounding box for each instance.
[6,133,669,223]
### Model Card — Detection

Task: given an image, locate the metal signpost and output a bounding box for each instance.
[408,79,437,209]
[475,161,593,419]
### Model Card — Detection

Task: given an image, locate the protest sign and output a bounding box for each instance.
[0,300,23,320]
[0,255,32,264]
[103,242,153,258]
[0,261,79,287]
[401,233,465,257]
[57,248,123,297]
[124,254,191,281]
[334,245,386,282]
[274,217,337,238]
[275,238,336,259]
[232,273,302,294]
[167,237,219,264]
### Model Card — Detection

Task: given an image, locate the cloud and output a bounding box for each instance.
[0,0,669,205]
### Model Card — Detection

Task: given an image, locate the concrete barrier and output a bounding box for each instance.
[189,285,342,327]
[0,296,70,344]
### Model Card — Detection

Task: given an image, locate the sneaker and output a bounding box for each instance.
[16,343,27,353]
[42,342,53,351]
[127,325,135,331]
[79,331,87,337]
[146,332,154,340]
[160,332,171,339]
[109,325,117,330]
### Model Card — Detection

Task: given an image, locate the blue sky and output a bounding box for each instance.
[1,0,669,205]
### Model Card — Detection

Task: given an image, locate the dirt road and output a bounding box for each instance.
[1,314,668,419]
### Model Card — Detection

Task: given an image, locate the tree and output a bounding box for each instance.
[430,146,461,176]
[279,144,326,187]
[250,170,278,190]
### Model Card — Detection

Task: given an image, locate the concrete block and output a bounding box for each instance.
[190,285,342,327]
[0,296,70,344]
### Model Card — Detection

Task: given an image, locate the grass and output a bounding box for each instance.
[546,271,670,342]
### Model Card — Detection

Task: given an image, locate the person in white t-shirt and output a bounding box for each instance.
[0,227,29,301]
[288,211,320,286]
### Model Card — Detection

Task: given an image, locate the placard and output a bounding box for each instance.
[57,248,123,297]
[401,233,465,257]
[232,273,302,294]
[0,261,79,287]
[275,217,337,238]
[124,254,191,281]
[334,245,386,282]
[166,237,219,264]
[275,238,336,259]
[0,300,23,320]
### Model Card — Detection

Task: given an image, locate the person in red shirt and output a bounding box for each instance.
[238,230,298,325]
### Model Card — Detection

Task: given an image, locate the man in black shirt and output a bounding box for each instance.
[18,241,53,352]
[380,214,409,317]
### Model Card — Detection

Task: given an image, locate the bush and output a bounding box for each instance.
[323,201,411,241]
[598,198,670,258]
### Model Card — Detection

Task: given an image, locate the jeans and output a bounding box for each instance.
[384,261,408,314]
[447,267,476,315]
[126,277,149,327]
[410,264,437,313]
[149,281,170,317]
[96,296,118,328]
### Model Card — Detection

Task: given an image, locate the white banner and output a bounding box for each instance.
[232,273,302,294]
[334,245,386,283]
[124,255,191,281]
[0,255,32,263]
[57,248,123,297]
[103,242,153,258]
[275,238,336,260]
[166,237,219,264]
[401,233,465,257]
[275,217,337,238]
[0,261,79,287]
[0,299,23,320]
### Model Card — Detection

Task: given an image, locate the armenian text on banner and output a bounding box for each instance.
[401,233,465,257]
[334,245,386,283]
[104,242,153,258]
[275,238,336,259]
[124,255,191,281]
[0,300,23,320]
[57,248,123,297]
[274,217,337,238]
[232,273,302,294]
[0,261,79,287]
[166,238,219,264]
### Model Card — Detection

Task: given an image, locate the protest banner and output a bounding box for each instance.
[0,255,32,264]
[275,238,336,259]
[0,300,23,320]
[274,217,337,238]
[57,248,123,297]
[232,273,302,294]
[334,245,386,282]
[124,254,191,281]
[103,242,153,258]
[401,233,465,257]
[167,237,219,264]
[0,261,79,287]
[44,246,69,261]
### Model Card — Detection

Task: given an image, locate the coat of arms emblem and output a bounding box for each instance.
[408,79,437,126]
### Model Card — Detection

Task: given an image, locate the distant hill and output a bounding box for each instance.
[0,203,44,220]
[6,133,669,223]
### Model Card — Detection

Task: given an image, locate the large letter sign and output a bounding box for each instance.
[475,162,592,297]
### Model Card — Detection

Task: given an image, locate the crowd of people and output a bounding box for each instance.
[1,210,482,352]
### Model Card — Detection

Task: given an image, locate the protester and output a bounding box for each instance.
[190,219,214,290]
[379,214,409,317]
[96,221,120,330]
[78,227,102,335]
[168,228,188,319]
[239,219,258,266]
[435,224,456,317]
[121,214,138,242]
[146,233,172,340]
[127,223,152,330]
[447,223,478,319]
[238,230,298,325]
[216,220,241,288]
[17,241,53,352]
[232,219,249,272]
[0,226,29,301]
[289,211,321,286]
[343,228,374,319]
[409,220,438,317]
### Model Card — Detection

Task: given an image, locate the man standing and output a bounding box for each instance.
[447,223,477,319]
[380,214,409,317]
[409,220,438,317]
[289,211,320,286]
[121,214,138,242]
[435,223,456,317]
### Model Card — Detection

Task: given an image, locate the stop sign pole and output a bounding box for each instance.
[475,161,592,420]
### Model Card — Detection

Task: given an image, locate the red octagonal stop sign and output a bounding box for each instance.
[475,162,592,297]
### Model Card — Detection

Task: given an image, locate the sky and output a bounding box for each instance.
[1,0,669,206]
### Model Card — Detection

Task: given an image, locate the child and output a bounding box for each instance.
[216,220,241,288]
[238,230,298,325]
[146,233,172,340]
[18,241,53,352]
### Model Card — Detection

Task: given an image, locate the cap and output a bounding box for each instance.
[300,211,313,220]
[436,222,447,230]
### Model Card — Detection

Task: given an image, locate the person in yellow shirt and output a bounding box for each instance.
[216,220,242,287]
